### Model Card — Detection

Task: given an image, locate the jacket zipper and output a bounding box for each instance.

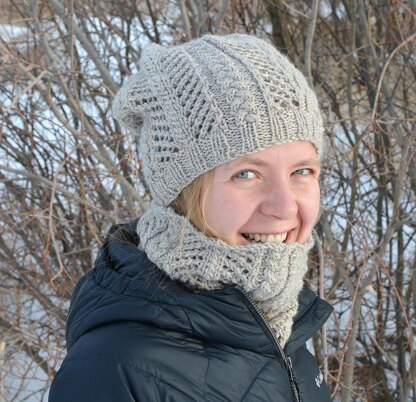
[236,288,301,402]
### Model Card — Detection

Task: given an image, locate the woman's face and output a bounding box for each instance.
[201,141,321,245]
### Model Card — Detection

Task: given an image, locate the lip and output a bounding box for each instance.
[240,229,294,245]
[285,230,293,244]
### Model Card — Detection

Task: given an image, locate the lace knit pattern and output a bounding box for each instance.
[113,34,323,206]
[137,204,314,346]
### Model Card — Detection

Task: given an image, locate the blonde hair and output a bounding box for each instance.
[171,170,221,239]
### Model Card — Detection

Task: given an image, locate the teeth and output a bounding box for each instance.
[244,232,288,244]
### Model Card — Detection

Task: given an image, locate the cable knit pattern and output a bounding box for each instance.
[137,204,314,346]
[113,34,323,206]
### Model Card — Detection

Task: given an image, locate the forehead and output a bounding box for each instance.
[220,141,320,171]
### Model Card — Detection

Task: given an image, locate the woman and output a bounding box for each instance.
[49,34,333,401]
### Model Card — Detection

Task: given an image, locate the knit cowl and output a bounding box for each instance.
[137,203,313,346]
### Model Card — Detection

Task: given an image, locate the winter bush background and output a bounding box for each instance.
[0,0,415,400]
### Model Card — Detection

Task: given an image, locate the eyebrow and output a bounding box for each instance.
[223,156,267,172]
[291,158,321,168]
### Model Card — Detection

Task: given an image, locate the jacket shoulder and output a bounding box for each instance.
[50,321,206,402]
[49,357,197,402]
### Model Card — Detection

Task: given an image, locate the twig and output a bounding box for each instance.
[214,0,229,32]
[371,31,416,123]
[47,0,119,95]
[0,164,108,214]
[177,0,192,40]
[48,155,72,283]
[304,0,320,89]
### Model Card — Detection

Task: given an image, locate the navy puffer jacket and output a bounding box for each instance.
[49,221,333,402]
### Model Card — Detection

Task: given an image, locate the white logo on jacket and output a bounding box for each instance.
[315,371,324,387]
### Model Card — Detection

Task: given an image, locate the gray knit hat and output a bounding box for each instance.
[113,34,323,206]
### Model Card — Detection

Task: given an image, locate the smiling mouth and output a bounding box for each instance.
[242,232,288,244]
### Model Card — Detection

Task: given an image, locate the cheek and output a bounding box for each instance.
[296,181,320,221]
[205,195,233,221]
[204,191,229,230]
[305,185,321,224]
[296,184,320,243]
[204,188,252,232]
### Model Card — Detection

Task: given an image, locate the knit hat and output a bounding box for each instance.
[113,34,323,206]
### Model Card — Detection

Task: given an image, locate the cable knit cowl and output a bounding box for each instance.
[137,203,314,346]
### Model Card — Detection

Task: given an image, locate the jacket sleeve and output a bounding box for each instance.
[49,356,190,402]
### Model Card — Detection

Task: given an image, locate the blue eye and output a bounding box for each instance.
[235,170,256,179]
[294,168,312,175]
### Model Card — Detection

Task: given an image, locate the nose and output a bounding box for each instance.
[259,183,298,219]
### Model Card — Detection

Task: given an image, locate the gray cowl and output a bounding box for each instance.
[137,203,314,346]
